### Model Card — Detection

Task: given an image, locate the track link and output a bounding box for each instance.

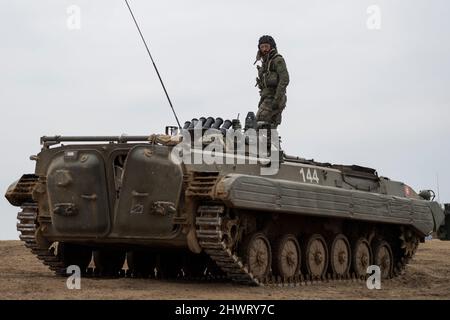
[17,203,66,275]
[196,204,415,286]
[17,203,415,286]
[196,205,261,286]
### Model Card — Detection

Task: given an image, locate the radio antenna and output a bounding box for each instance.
[124,0,182,128]
[437,172,441,203]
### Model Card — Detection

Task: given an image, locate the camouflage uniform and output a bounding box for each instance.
[255,48,289,128]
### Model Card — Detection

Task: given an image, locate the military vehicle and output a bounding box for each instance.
[5,2,448,286]
[5,116,448,286]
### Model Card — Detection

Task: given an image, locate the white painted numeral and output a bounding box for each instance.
[299,168,320,184]
[306,168,313,182]
[299,168,306,182]
[312,170,319,183]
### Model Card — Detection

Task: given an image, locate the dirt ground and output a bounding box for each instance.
[0,239,449,300]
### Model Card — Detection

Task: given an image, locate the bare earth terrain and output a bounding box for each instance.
[0,240,449,300]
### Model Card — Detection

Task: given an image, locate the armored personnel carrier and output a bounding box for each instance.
[5,115,448,286]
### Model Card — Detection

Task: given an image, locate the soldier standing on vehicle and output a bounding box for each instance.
[255,35,290,129]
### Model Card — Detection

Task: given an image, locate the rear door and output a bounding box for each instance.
[112,145,183,239]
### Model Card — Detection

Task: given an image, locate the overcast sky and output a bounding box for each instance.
[0,0,449,239]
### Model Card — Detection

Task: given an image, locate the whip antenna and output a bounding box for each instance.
[125,0,182,128]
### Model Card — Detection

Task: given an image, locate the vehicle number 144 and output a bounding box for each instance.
[299,168,320,184]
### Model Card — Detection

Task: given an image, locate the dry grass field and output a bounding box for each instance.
[0,239,449,300]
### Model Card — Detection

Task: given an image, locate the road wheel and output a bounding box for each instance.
[272,234,301,278]
[304,234,328,278]
[352,238,372,278]
[241,232,272,280]
[372,240,393,279]
[329,234,351,276]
